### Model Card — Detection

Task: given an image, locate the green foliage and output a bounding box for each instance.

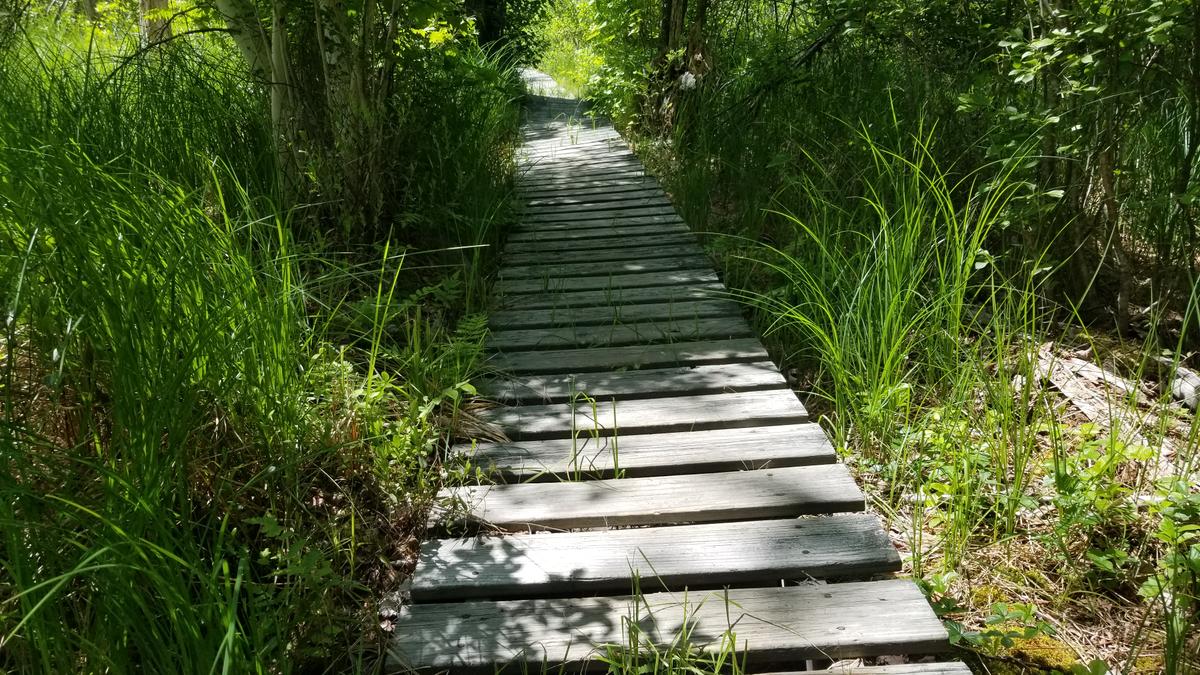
[0,7,516,672]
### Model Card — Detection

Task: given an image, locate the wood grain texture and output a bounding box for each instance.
[495,283,727,310]
[489,298,740,330]
[501,241,704,265]
[479,389,807,440]
[488,316,752,351]
[504,231,697,254]
[412,513,900,601]
[499,255,711,280]
[465,423,835,480]
[520,205,680,224]
[517,165,648,183]
[436,464,862,530]
[519,179,662,199]
[481,360,783,402]
[506,221,689,243]
[389,579,947,672]
[522,195,675,216]
[489,337,768,373]
[525,187,662,207]
[777,666,973,675]
[496,269,717,295]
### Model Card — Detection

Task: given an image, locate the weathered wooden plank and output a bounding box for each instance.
[519,159,645,176]
[519,179,662,198]
[495,282,727,310]
[521,127,618,142]
[438,463,860,530]
[506,221,689,243]
[522,205,679,224]
[516,214,683,232]
[489,337,767,374]
[502,241,702,265]
[481,360,780,401]
[516,168,648,186]
[466,423,835,480]
[522,195,674,216]
[488,315,751,351]
[504,231,698,255]
[777,666,974,675]
[479,389,807,440]
[525,187,662,207]
[489,298,739,329]
[390,580,946,671]
[519,136,624,152]
[521,151,639,167]
[412,513,899,601]
[496,269,716,295]
[499,256,710,281]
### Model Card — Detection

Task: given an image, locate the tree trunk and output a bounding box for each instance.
[139,0,172,44]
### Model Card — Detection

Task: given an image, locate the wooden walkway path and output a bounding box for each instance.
[388,72,967,674]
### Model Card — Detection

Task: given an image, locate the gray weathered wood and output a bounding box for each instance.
[522,205,679,223]
[519,179,662,199]
[466,422,835,480]
[389,580,947,673]
[519,138,625,155]
[522,151,639,168]
[437,463,860,530]
[499,255,710,280]
[518,164,647,182]
[489,337,768,373]
[773,666,974,675]
[478,389,807,440]
[504,231,698,255]
[489,298,739,329]
[525,187,662,207]
[515,214,684,231]
[482,360,782,401]
[502,241,702,265]
[412,513,899,601]
[488,315,751,351]
[495,282,727,310]
[522,195,673,215]
[506,221,689,243]
[496,269,716,295]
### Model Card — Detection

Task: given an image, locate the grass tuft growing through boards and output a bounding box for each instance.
[0,18,516,674]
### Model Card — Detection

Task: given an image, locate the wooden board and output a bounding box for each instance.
[506,221,689,243]
[495,283,727,310]
[437,463,861,530]
[488,315,751,351]
[499,255,711,281]
[465,423,835,480]
[522,151,639,167]
[779,666,974,675]
[481,360,782,401]
[518,165,647,183]
[525,188,663,207]
[496,269,717,295]
[501,241,703,265]
[479,389,807,441]
[521,205,679,224]
[488,337,768,374]
[520,180,662,199]
[388,579,948,672]
[489,298,740,329]
[412,513,900,601]
[522,195,673,215]
[504,232,699,255]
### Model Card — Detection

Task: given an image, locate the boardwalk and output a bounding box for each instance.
[388,72,966,674]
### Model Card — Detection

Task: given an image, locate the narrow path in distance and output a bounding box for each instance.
[388,70,968,675]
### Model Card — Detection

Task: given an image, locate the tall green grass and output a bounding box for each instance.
[1,18,514,673]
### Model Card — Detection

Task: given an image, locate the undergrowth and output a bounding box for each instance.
[0,16,515,674]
